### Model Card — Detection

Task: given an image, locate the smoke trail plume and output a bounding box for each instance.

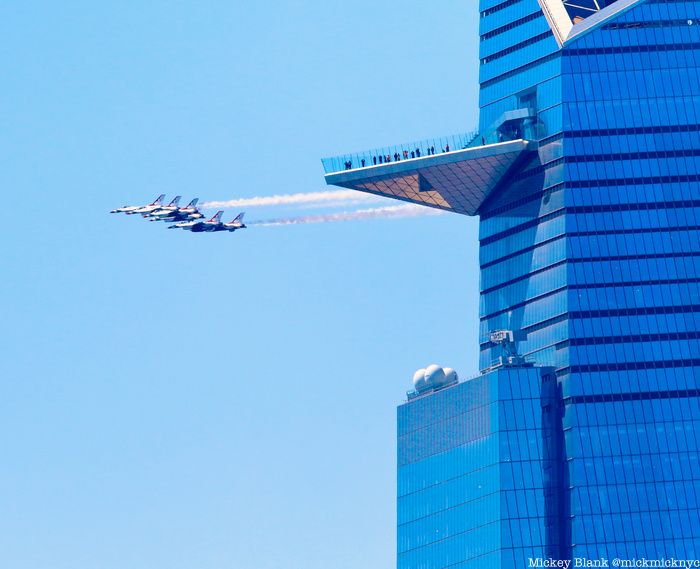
[252,204,443,226]
[203,190,383,209]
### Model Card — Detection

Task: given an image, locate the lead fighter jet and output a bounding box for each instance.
[110,194,165,215]
[223,212,246,232]
[168,211,246,233]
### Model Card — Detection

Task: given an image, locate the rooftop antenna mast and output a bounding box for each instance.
[487,330,530,370]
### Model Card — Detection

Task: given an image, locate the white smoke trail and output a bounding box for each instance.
[203,190,384,209]
[252,204,444,226]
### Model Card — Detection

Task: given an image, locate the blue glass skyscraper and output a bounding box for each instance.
[324,0,700,566]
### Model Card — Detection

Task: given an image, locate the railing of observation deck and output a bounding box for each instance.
[321,131,481,175]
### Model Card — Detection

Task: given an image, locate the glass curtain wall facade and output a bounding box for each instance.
[478,0,566,372]
[561,2,700,559]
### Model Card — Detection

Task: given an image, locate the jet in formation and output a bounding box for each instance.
[110,193,166,215]
[169,211,246,233]
[110,195,245,234]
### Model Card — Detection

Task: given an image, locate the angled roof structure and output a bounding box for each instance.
[538,0,645,45]
[324,140,534,217]
[563,0,621,21]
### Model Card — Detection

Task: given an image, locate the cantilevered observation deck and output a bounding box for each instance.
[322,135,536,217]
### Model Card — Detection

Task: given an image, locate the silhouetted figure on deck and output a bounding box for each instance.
[373,156,377,165]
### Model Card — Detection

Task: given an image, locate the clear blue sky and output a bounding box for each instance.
[1,2,481,567]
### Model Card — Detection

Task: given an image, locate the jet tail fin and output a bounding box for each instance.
[168,195,182,206]
[186,198,199,208]
[232,212,245,223]
[152,194,166,205]
[208,211,223,223]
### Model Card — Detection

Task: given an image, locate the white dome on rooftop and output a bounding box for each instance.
[412,365,459,394]
[424,365,446,387]
[413,368,428,392]
[444,368,458,384]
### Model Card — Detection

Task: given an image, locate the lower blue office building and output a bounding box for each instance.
[398,364,562,569]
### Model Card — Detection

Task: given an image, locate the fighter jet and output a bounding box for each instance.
[149,198,203,222]
[168,211,246,233]
[143,195,181,218]
[176,199,203,220]
[132,195,180,216]
[168,210,223,232]
[223,212,246,232]
[110,194,165,214]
